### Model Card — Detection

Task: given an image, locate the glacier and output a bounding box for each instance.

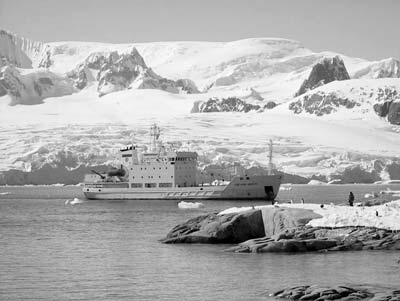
[0,29,400,184]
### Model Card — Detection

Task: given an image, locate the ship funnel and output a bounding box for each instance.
[132,146,139,164]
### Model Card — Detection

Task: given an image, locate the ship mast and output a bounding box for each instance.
[150,124,161,153]
[268,139,273,175]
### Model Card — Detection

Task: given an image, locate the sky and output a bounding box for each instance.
[0,0,399,60]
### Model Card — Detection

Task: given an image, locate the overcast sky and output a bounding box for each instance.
[1,0,399,60]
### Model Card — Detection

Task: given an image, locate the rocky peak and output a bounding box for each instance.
[295,56,350,97]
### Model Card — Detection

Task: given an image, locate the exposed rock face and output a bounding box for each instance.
[193,97,262,113]
[163,206,400,252]
[330,165,381,184]
[374,100,400,125]
[67,63,90,89]
[162,210,265,244]
[88,48,147,96]
[80,48,198,97]
[272,284,399,301]
[372,86,400,124]
[226,226,400,253]
[38,45,53,68]
[0,65,75,105]
[175,79,200,94]
[387,162,400,180]
[295,56,350,97]
[162,207,320,244]
[289,92,359,116]
[265,101,277,109]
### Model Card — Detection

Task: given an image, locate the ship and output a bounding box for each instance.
[83,124,282,200]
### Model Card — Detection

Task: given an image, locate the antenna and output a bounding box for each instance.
[268,139,273,175]
[150,124,161,153]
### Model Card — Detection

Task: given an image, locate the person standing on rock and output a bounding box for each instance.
[348,192,355,206]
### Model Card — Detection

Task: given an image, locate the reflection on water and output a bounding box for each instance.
[0,185,399,300]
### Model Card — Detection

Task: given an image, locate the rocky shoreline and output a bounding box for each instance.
[161,206,400,253]
[271,284,400,301]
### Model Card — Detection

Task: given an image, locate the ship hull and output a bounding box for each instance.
[83,175,282,201]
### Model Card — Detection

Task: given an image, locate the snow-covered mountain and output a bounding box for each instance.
[1,28,400,184]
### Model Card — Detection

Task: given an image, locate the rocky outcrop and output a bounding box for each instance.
[192,97,276,113]
[387,162,400,180]
[289,92,359,116]
[162,210,265,244]
[372,86,400,125]
[272,284,400,301]
[162,207,320,244]
[163,206,400,252]
[295,56,350,97]
[226,226,400,253]
[175,79,200,94]
[374,101,400,125]
[0,65,75,105]
[198,97,261,113]
[67,63,90,89]
[81,48,199,97]
[330,165,381,184]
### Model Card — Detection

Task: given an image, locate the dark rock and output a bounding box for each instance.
[264,101,277,109]
[67,64,89,90]
[272,284,393,301]
[372,87,400,125]
[162,209,265,244]
[195,97,261,113]
[175,79,200,94]
[387,102,400,125]
[373,102,391,117]
[295,56,350,97]
[330,165,381,184]
[227,226,400,253]
[386,162,400,180]
[289,92,359,116]
[0,164,110,185]
[38,46,53,68]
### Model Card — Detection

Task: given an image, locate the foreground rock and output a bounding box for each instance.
[226,226,400,253]
[161,210,265,244]
[162,206,400,252]
[272,284,400,301]
[161,207,320,244]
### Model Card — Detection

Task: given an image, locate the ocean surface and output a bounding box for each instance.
[1,184,400,300]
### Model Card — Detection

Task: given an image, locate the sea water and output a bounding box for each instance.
[1,185,400,300]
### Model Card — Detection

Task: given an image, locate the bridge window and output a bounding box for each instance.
[159,183,172,188]
[145,183,157,188]
[131,183,142,188]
